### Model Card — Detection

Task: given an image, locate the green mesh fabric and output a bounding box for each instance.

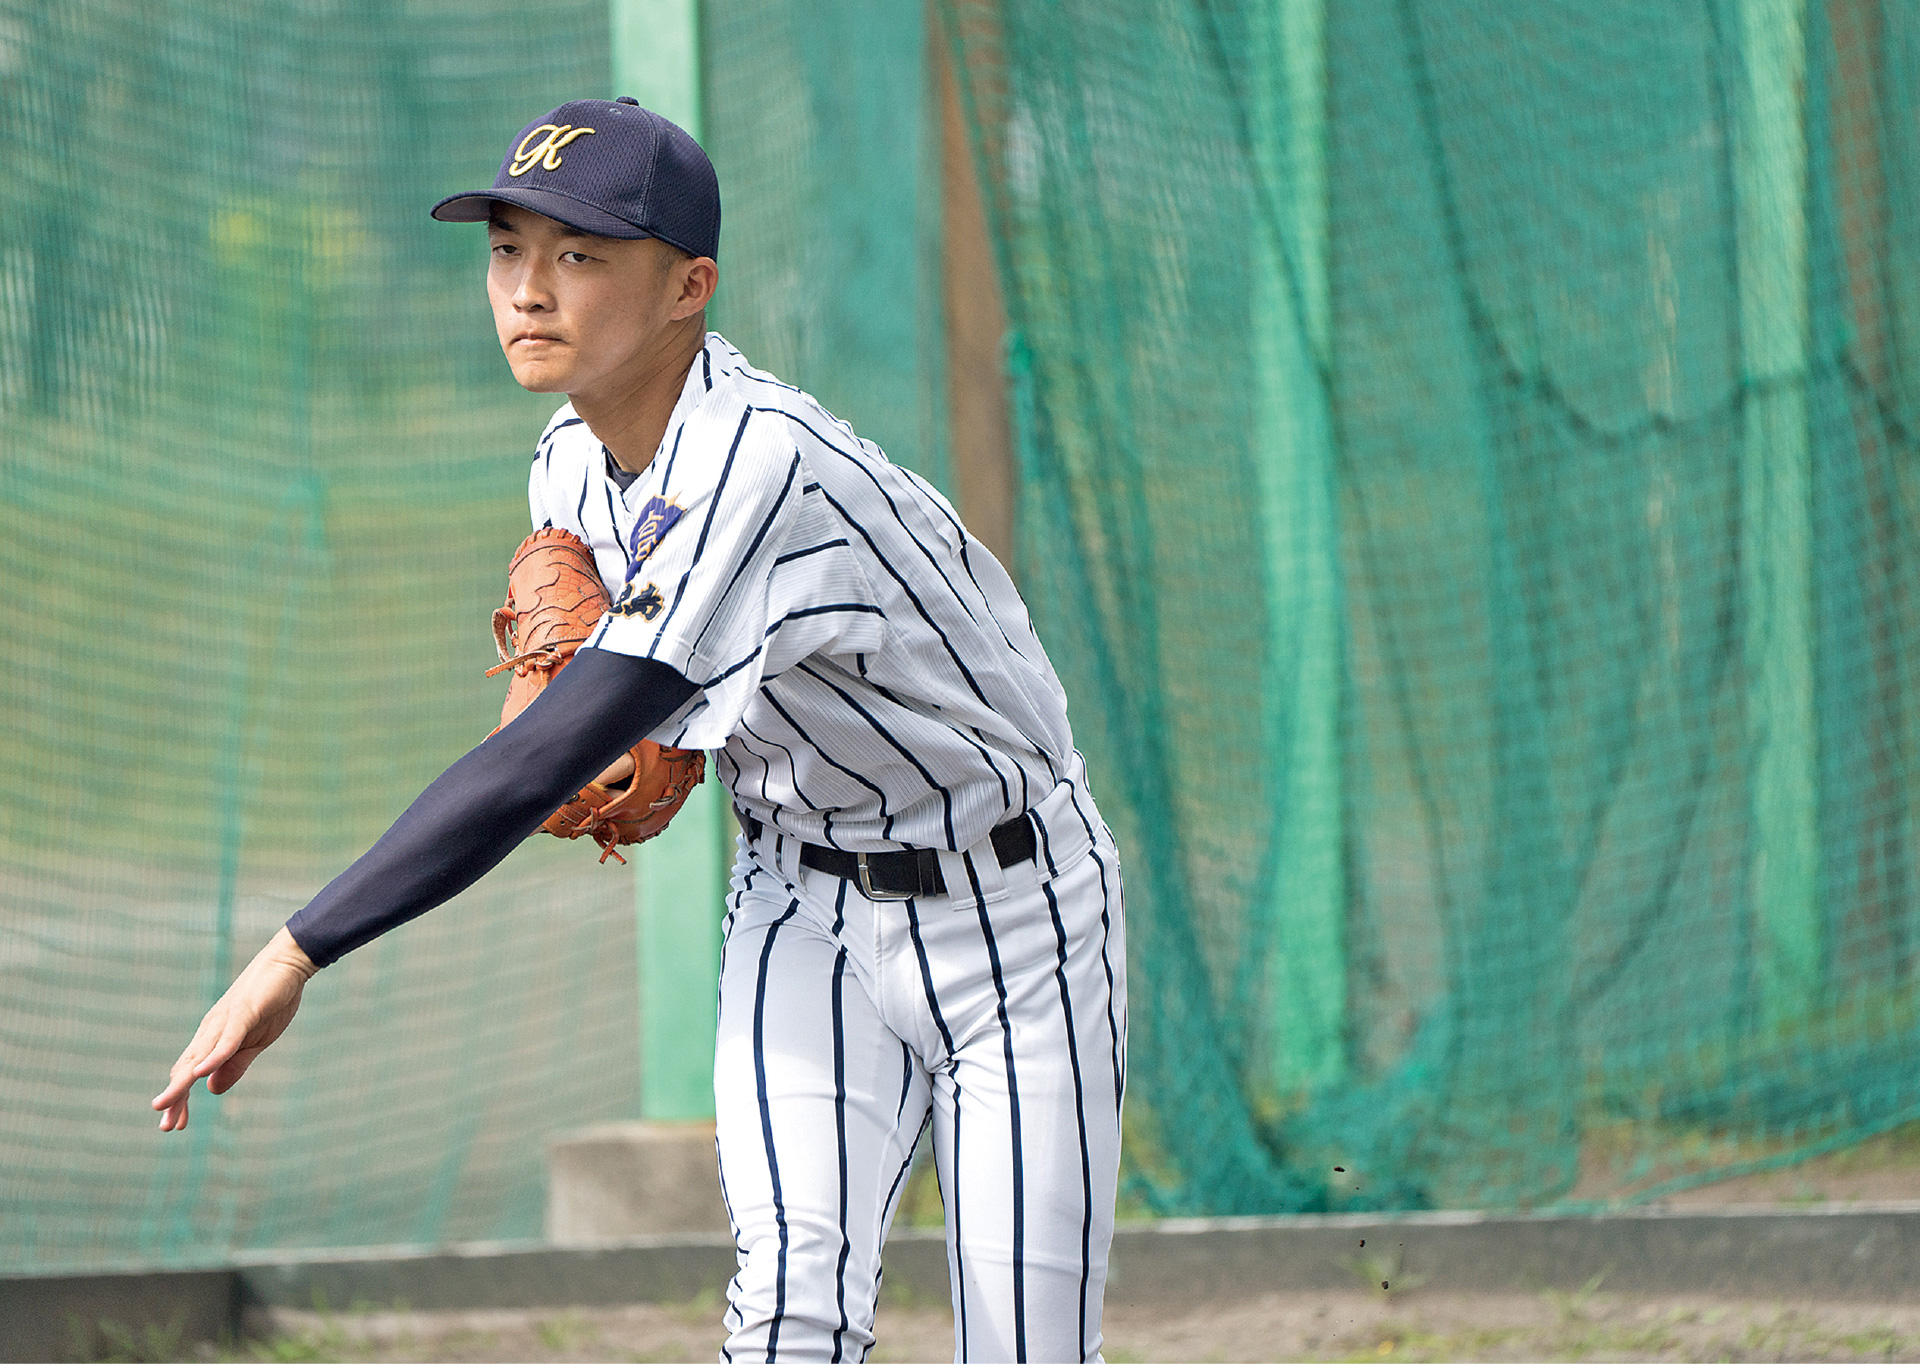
[703,1,947,491]
[942,0,1920,1214]
[5,0,1920,1277]
[0,2,633,1272]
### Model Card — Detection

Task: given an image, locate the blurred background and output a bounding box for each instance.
[4,0,1920,1277]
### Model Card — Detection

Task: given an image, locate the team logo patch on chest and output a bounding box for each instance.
[628,496,685,564]
[611,581,666,621]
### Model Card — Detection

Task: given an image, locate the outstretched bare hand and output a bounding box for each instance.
[152,926,318,1131]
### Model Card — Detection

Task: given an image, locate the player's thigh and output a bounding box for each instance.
[715,879,930,1357]
[932,850,1126,1364]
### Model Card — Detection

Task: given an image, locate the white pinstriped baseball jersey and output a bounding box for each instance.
[528,331,1075,853]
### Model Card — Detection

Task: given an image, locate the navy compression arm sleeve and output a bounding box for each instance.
[285,649,699,967]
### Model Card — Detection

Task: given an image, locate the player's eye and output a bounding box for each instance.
[561,250,594,264]
[490,242,518,257]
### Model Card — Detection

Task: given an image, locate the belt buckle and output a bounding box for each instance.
[856,852,917,901]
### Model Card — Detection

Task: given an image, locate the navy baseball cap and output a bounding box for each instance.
[431,97,720,260]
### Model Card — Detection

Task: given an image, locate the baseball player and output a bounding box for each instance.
[154,98,1127,1363]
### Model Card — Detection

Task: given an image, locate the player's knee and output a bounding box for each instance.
[726,1222,879,1360]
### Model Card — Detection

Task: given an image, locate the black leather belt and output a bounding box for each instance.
[737,810,1036,900]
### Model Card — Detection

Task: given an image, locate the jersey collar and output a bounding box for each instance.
[651,332,724,469]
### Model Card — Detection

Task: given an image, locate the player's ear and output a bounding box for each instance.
[670,255,717,320]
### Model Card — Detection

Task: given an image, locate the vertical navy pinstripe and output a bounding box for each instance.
[753,903,800,1362]
[963,851,1028,1360]
[1045,880,1095,1362]
[830,947,852,1362]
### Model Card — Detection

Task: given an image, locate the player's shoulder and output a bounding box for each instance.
[683,337,831,480]
[704,335,892,481]
[701,334,966,539]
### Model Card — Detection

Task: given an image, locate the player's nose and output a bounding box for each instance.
[510,263,554,311]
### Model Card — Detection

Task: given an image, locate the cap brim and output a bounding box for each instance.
[429,186,653,240]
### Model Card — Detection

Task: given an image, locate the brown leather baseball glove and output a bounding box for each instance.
[486,526,705,864]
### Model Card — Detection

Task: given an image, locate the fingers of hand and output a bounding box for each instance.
[154,1043,208,1111]
[180,1006,229,1063]
[156,1033,248,1121]
[207,1045,265,1096]
[157,1029,253,1122]
[153,999,237,1112]
[188,1013,257,1092]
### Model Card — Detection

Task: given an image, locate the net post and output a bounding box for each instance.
[613,0,725,1123]
[1252,0,1347,1097]
[1736,0,1819,1032]
[612,0,702,137]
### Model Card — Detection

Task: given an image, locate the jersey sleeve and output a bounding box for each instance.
[587,408,886,749]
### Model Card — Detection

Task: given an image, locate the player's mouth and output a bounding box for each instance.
[512,332,566,346]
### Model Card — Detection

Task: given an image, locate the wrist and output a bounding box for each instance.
[267,926,320,981]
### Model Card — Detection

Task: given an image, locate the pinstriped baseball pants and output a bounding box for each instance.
[712,774,1127,1363]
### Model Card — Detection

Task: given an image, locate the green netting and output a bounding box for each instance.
[941,0,1920,1214]
[703,1,947,493]
[5,0,1920,1277]
[0,1,634,1272]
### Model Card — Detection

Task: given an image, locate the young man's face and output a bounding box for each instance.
[484,202,709,399]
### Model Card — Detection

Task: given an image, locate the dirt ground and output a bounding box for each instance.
[211,1289,1920,1363]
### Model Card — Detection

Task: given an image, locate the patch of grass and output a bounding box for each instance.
[665,1284,725,1325]
[534,1309,595,1353]
[212,1290,439,1363]
[217,1322,353,1363]
[1840,1325,1906,1356]
[74,1317,186,1364]
[1538,1269,1609,1324]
